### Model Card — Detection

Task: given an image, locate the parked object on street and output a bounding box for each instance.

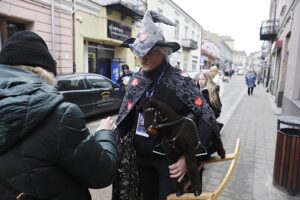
[273,116,300,195]
[167,138,240,200]
[222,76,230,82]
[237,70,244,75]
[56,73,122,118]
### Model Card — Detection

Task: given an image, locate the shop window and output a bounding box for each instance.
[87,41,114,79]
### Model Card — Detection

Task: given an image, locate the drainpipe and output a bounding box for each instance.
[72,0,76,73]
[51,0,56,59]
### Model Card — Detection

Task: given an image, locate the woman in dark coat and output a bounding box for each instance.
[0,31,118,200]
[195,72,222,119]
[117,64,133,96]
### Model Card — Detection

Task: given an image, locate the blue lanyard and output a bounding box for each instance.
[146,66,167,98]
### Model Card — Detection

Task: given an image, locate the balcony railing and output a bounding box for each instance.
[260,20,279,41]
[102,0,147,20]
[181,39,198,50]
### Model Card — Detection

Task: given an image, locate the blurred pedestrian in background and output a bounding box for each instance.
[209,65,224,97]
[245,69,257,96]
[117,64,133,96]
[0,31,118,200]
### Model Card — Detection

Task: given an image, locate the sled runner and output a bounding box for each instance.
[167,138,240,200]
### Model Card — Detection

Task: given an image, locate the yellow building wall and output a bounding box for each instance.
[74,7,136,73]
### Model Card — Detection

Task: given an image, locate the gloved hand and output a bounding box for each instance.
[216,143,226,159]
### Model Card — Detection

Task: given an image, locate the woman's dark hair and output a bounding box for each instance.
[122,64,129,70]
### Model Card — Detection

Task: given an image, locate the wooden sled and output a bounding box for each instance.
[167,138,240,200]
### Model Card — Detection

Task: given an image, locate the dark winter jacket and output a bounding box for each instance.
[112,60,225,200]
[117,71,133,96]
[0,64,118,200]
[116,61,221,147]
[201,89,221,119]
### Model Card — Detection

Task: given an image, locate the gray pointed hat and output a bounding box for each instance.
[121,10,180,57]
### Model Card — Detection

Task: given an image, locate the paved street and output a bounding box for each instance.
[87,75,299,200]
[203,77,299,200]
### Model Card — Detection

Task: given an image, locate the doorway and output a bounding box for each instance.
[87,41,114,79]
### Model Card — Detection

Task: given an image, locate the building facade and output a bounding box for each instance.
[201,30,220,69]
[147,0,202,72]
[220,40,233,72]
[200,30,234,71]
[233,50,247,71]
[260,0,300,115]
[0,0,73,74]
[73,0,146,81]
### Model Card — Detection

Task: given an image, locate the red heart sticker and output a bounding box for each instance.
[127,101,133,110]
[193,96,203,107]
[139,32,148,42]
[131,78,140,86]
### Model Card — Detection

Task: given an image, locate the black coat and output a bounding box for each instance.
[0,65,118,200]
[112,61,225,200]
[201,89,221,119]
[116,62,221,146]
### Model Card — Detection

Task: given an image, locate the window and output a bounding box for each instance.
[174,20,179,39]
[0,18,26,49]
[87,76,113,89]
[192,30,194,40]
[57,76,87,91]
[185,26,188,39]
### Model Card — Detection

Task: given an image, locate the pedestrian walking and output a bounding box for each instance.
[245,69,257,95]
[0,31,118,200]
[209,66,224,97]
[112,10,225,200]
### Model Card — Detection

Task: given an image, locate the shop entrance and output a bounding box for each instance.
[88,42,115,79]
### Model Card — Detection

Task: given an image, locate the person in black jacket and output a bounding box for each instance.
[195,72,222,119]
[112,10,225,200]
[117,64,133,97]
[0,31,118,200]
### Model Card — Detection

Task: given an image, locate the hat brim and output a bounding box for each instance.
[155,41,180,53]
[121,38,180,56]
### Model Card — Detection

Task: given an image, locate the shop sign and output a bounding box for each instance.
[107,20,132,41]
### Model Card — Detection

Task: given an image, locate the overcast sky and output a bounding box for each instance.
[172,0,271,54]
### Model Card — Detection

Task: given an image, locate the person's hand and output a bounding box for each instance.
[169,156,187,182]
[96,117,116,132]
[122,76,130,85]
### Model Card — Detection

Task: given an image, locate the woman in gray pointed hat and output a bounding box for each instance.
[113,10,225,200]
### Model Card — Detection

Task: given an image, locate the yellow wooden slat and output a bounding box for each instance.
[201,153,236,164]
[213,138,240,199]
[167,192,214,200]
[167,138,240,200]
